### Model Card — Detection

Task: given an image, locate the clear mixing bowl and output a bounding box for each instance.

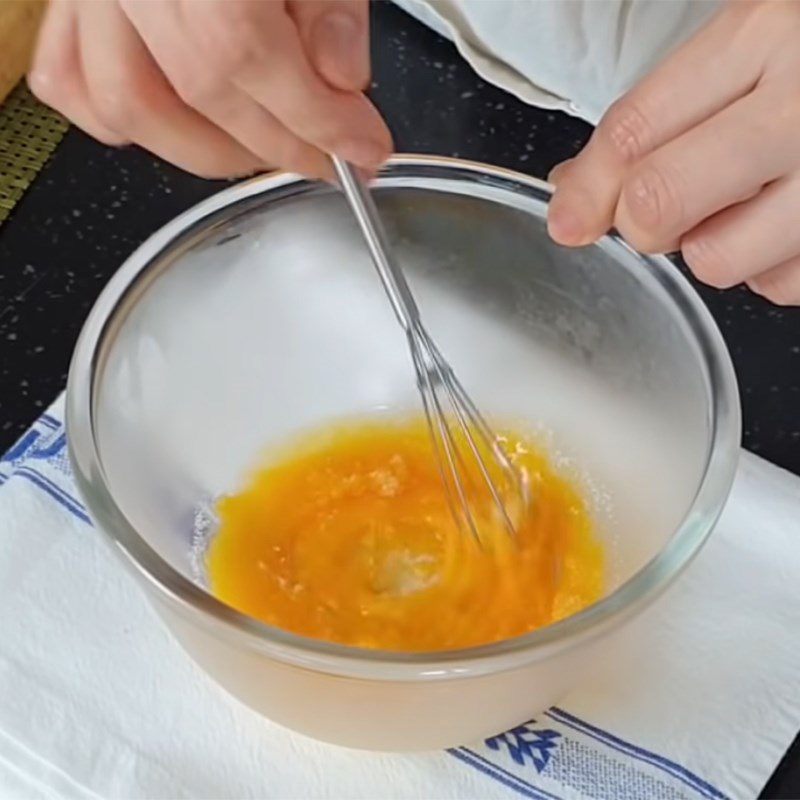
[67,156,740,750]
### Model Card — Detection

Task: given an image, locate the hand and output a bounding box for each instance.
[29,0,392,180]
[547,1,800,306]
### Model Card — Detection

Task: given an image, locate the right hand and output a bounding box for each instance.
[29,0,392,180]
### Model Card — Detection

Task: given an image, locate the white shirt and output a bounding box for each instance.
[392,0,722,124]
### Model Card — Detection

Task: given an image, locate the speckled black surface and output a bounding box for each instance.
[0,2,798,795]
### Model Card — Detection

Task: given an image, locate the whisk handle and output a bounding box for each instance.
[332,156,421,333]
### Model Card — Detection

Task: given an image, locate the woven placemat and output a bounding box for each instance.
[0,82,67,226]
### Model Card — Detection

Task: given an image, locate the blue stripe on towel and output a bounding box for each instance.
[546,708,726,799]
[13,466,92,525]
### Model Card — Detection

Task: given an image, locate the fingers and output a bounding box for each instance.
[28,0,128,146]
[615,89,799,253]
[33,0,390,180]
[289,0,370,92]
[749,255,800,306]
[551,82,800,256]
[123,0,332,180]
[682,174,800,288]
[78,1,263,178]
[547,159,574,186]
[181,0,391,171]
[547,3,766,247]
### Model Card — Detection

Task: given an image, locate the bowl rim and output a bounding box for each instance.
[66,155,741,680]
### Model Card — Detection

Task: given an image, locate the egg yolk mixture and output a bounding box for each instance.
[208,418,604,651]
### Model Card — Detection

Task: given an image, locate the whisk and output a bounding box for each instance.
[332,156,530,541]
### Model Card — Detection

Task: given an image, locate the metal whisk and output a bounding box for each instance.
[332,157,530,541]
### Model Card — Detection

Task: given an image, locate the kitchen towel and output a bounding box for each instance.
[1,395,799,800]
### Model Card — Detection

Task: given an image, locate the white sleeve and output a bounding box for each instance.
[392,0,721,124]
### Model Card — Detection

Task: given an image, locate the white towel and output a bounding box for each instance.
[1,395,799,799]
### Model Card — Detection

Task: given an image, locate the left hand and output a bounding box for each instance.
[547,0,800,306]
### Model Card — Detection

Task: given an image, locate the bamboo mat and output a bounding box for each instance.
[0,82,68,226]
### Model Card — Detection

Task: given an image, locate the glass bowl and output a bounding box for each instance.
[66,156,740,750]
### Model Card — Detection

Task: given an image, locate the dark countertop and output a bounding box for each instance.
[0,2,797,796]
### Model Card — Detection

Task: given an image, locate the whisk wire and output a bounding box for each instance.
[446,364,528,496]
[409,338,467,535]
[410,331,483,542]
[418,325,519,538]
[332,155,529,543]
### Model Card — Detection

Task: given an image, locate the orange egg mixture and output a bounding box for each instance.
[208,418,604,651]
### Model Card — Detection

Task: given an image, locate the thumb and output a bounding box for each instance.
[289,0,370,92]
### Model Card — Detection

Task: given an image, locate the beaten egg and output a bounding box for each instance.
[208,417,604,652]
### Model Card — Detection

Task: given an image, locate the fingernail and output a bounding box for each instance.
[548,204,585,245]
[336,139,388,171]
[315,11,368,90]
